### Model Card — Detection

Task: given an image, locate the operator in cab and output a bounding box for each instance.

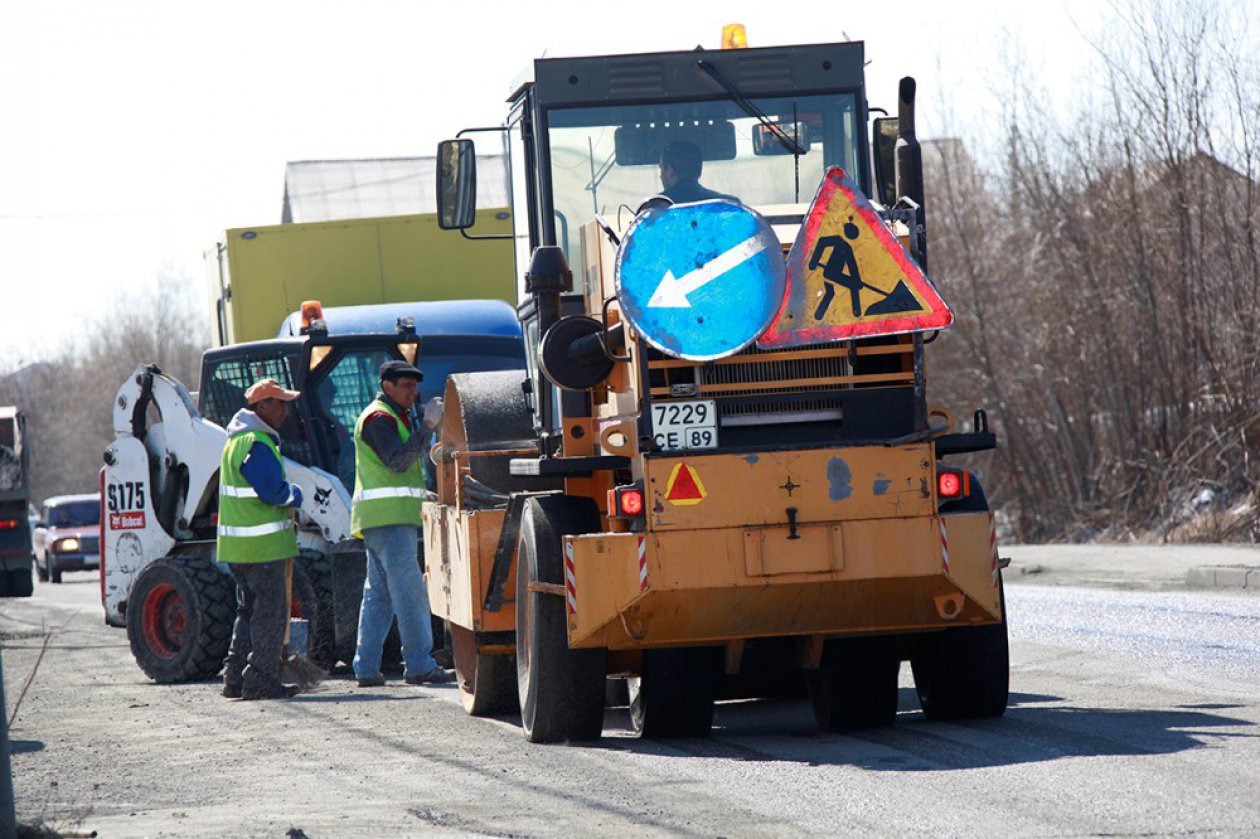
[658,139,737,204]
[217,378,305,701]
[349,360,455,688]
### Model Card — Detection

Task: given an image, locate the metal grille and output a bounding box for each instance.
[699,345,850,393]
[198,353,315,467]
[313,349,394,490]
[704,345,848,424]
[650,343,852,425]
[736,54,794,90]
[79,535,100,554]
[607,60,666,96]
[200,355,296,427]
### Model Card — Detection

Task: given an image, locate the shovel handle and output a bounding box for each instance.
[283,557,294,648]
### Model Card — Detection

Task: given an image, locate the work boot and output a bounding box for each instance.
[222,683,242,699]
[357,675,386,688]
[241,683,301,701]
[241,668,300,700]
[405,667,456,685]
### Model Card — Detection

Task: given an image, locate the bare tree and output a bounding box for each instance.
[0,269,208,505]
[930,0,1260,541]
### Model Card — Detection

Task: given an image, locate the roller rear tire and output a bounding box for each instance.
[629,646,721,738]
[806,636,900,731]
[451,622,518,716]
[515,496,606,744]
[911,578,1009,720]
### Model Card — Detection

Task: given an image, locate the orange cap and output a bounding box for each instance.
[245,378,300,405]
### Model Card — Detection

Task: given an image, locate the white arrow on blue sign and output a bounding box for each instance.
[615,200,786,361]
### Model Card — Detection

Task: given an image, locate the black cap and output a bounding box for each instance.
[379,360,423,382]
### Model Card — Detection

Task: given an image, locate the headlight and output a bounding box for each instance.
[54,537,80,553]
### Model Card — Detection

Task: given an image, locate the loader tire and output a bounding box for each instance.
[128,555,234,683]
[450,622,518,717]
[911,578,1009,721]
[629,646,720,738]
[293,552,337,670]
[515,495,606,744]
[806,636,900,731]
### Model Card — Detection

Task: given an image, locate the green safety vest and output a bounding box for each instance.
[351,399,426,538]
[216,430,298,564]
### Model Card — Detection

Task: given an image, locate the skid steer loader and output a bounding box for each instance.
[102,312,526,683]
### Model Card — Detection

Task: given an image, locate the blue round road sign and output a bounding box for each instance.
[615,200,786,361]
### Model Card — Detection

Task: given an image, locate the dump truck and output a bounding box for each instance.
[427,34,1007,743]
[0,407,34,597]
[206,211,515,345]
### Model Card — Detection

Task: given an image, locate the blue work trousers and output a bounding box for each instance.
[353,524,438,679]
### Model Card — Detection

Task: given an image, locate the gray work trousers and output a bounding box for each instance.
[224,558,289,693]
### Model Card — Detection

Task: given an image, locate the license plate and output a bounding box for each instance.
[651,400,718,450]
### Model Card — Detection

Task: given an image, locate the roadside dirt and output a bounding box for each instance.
[3,575,782,838]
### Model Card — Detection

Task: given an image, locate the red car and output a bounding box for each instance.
[33,493,101,584]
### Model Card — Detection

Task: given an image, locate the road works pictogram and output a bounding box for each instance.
[759,166,953,348]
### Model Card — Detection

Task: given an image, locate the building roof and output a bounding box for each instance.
[281,156,509,223]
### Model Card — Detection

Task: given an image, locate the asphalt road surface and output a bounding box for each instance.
[4,555,1260,837]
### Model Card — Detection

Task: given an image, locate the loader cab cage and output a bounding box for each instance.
[198,334,527,492]
[198,341,317,468]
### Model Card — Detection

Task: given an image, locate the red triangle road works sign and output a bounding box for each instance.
[758,166,952,348]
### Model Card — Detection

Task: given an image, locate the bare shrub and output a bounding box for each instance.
[930,0,1260,541]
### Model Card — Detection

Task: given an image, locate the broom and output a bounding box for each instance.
[281,557,327,689]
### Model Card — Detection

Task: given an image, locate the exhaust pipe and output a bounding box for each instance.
[894,77,927,268]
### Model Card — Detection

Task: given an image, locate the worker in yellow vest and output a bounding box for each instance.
[218,378,305,700]
[351,360,454,687]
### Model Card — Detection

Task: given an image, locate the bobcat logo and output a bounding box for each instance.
[114,532,144,576]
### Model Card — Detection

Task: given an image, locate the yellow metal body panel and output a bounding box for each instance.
[647,445,934,531]
[426,440,1001,656]
[566,508,1001,650]
[424,504,515,634]
[208,211,514,345]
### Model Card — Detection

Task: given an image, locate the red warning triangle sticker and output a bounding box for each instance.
[665,462,706,506]
[758,166,952,348]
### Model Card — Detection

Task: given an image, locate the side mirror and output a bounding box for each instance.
[437,139,477,230]
[752,121,811,156]
[872,117,899,206]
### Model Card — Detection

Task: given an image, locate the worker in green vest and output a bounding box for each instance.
[351,360,454,688]
[218,378,305,700]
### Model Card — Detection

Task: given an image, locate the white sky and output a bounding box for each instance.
[0,0,1138,362]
